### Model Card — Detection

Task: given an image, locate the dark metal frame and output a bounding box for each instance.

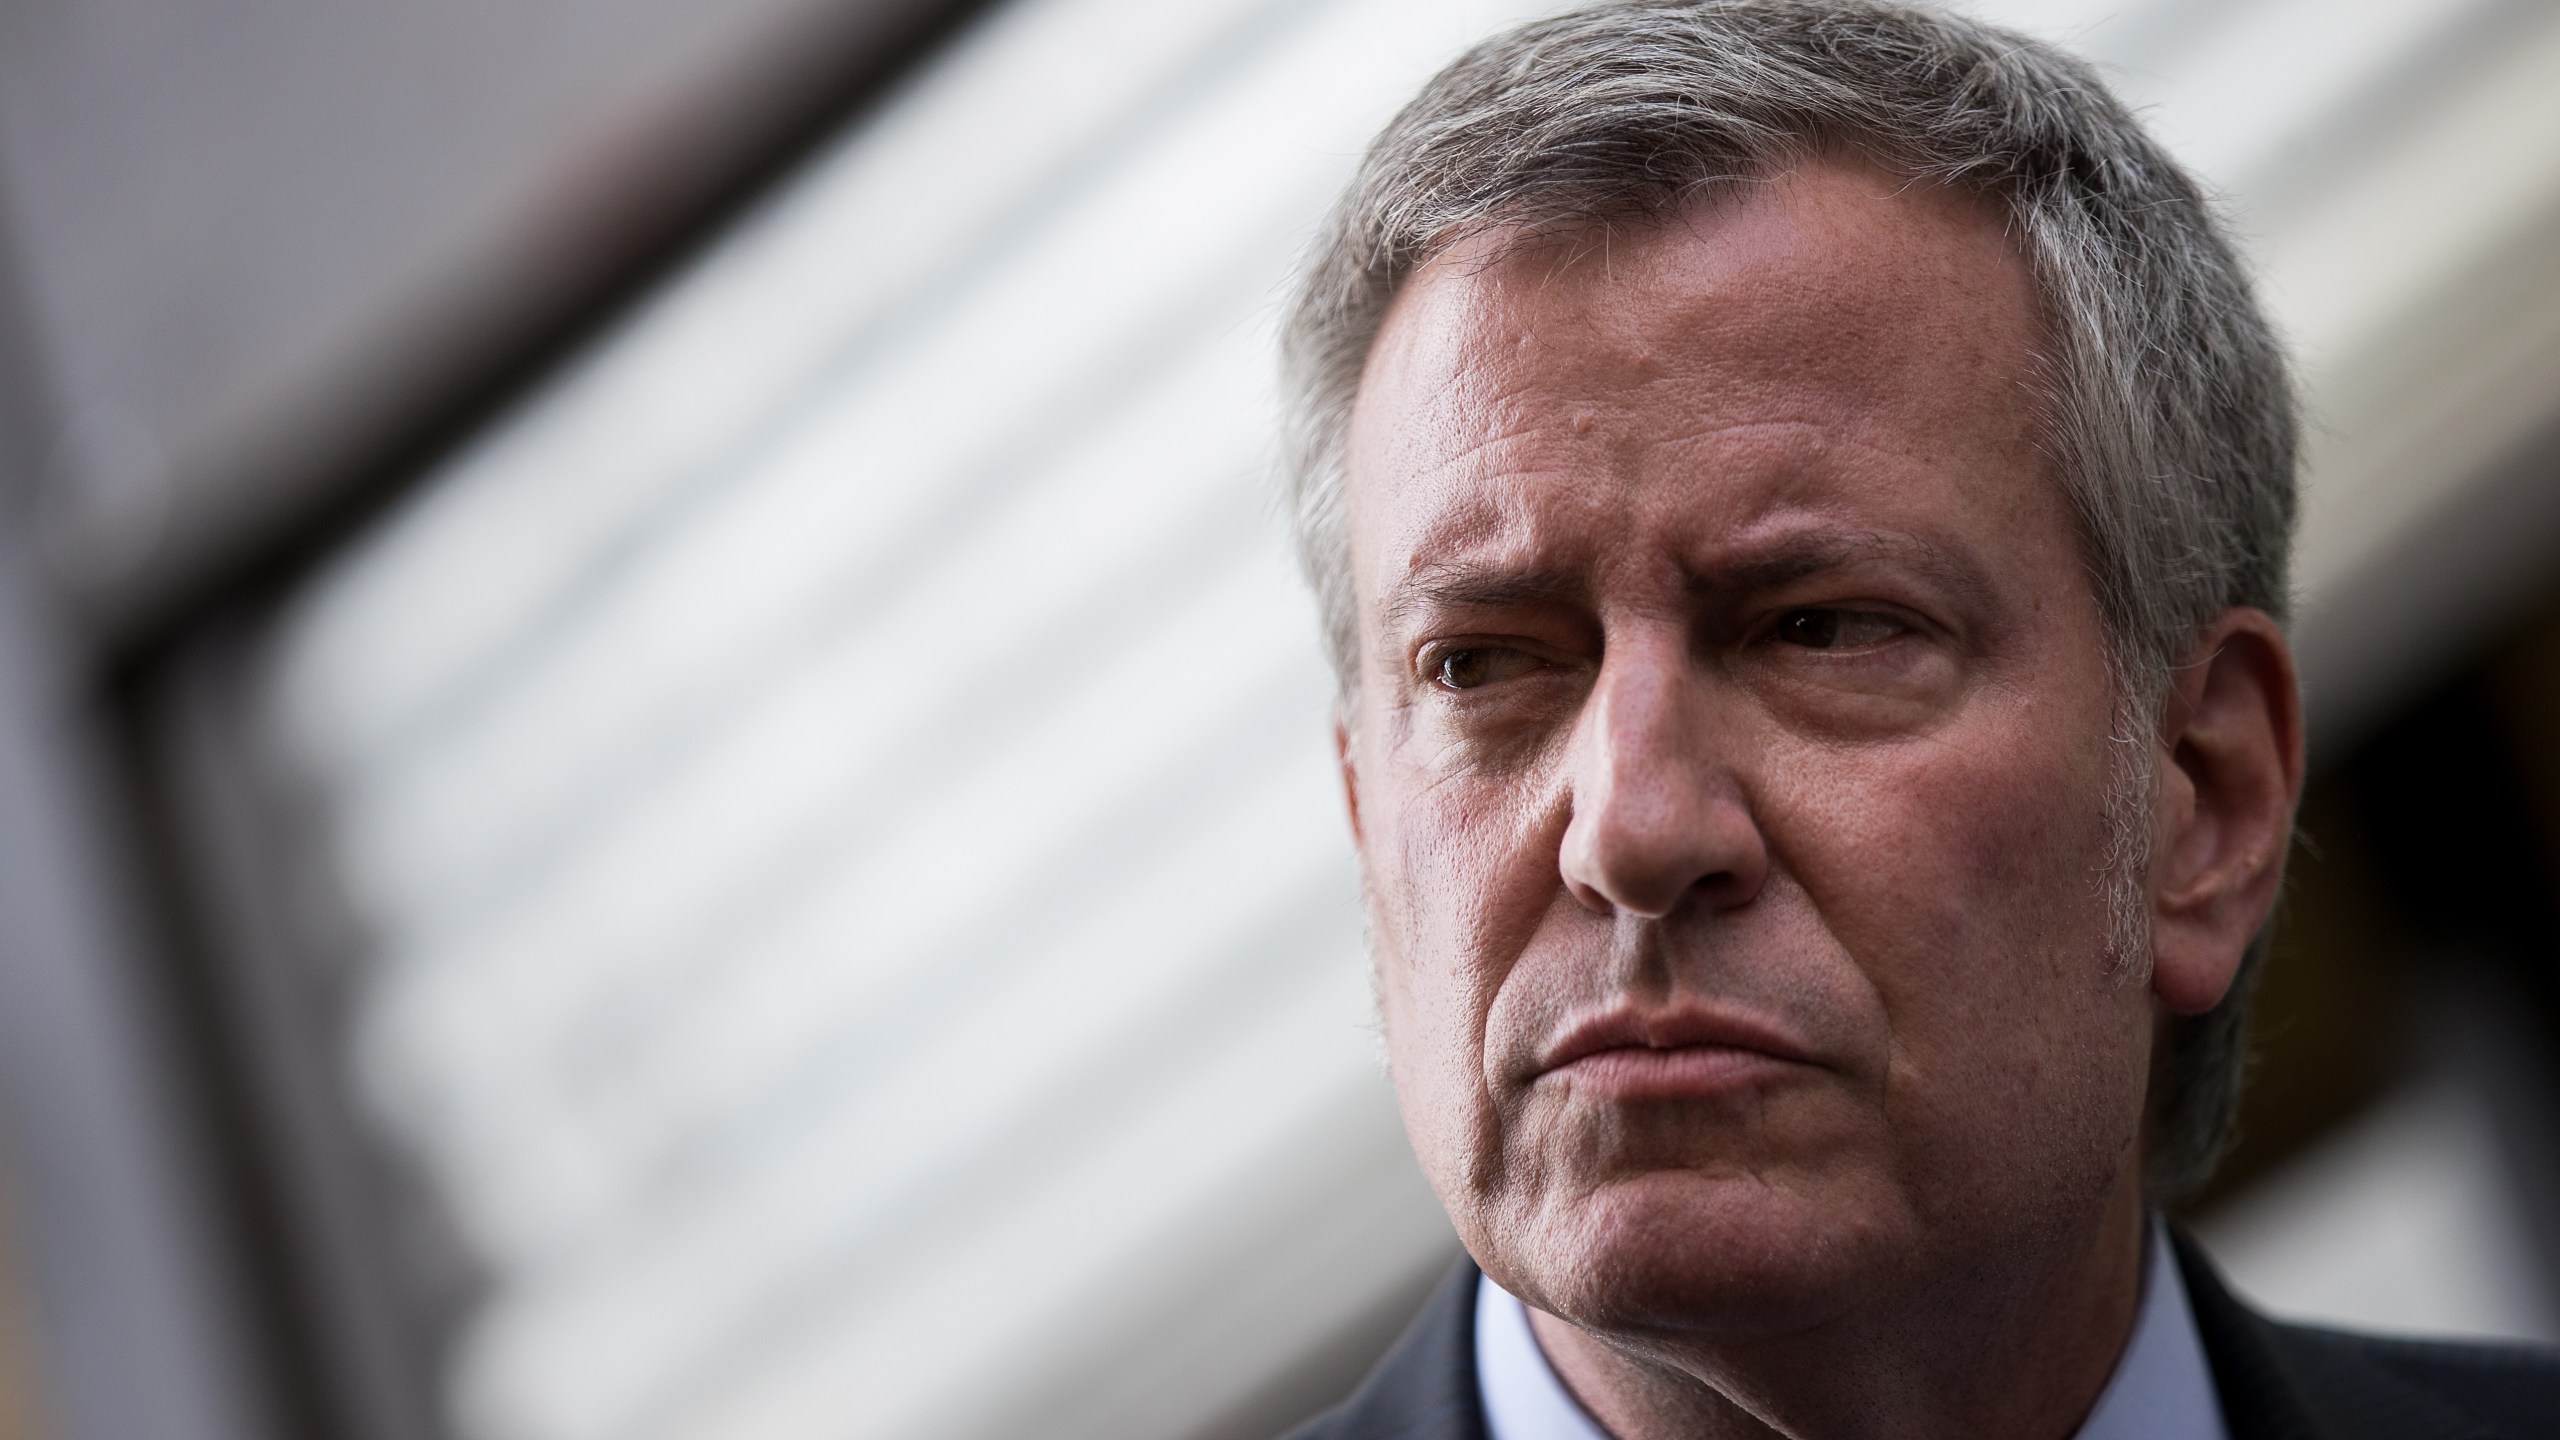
[3,4,999,1437]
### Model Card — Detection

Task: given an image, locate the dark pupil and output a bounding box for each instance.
[1440,649,1492,688]
[1782,610,1840,647]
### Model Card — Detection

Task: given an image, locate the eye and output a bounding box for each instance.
[1432,645,1539,690]
[1774,608,1906,650]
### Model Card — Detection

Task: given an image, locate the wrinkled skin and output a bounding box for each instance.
[1336,159,2301,1440]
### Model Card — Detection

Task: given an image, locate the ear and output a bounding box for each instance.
[1334,705,1365,847]
[2148,607,2304,1015]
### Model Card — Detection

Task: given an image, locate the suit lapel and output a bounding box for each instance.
[2173,1228,2499,1440]
[2176,1229,2337,1440]
[1306,1260,1490,1440]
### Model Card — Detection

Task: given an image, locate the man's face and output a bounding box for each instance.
[1339,160,2159,1341]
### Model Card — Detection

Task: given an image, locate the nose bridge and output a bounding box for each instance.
[1560,626,1767,917]
[1576,630,1699,819]
[1590,630,1694,789]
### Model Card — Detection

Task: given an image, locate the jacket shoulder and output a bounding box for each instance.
[2259,1319,2560,1439]
[1281,1260,1488,1440]
[2174,1228,2560,1440]
[1290,1237,2560,1439]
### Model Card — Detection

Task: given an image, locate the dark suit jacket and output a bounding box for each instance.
[1285,1233,2560,1439]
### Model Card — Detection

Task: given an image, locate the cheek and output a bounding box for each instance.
[1775,692,2115,940]
[1765,695,2147,1203]
[1360,745,1571,1186]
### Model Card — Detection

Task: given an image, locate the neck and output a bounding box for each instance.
[1526,1182,2152,1440]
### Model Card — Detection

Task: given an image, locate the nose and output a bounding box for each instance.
[1558,636,1770,918]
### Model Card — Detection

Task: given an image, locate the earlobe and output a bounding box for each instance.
[2147,608,2303,1015]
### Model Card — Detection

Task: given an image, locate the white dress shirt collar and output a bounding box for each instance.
[1474,1221,2229,1440]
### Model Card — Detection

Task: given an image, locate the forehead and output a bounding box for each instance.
[1343,160,2056,591]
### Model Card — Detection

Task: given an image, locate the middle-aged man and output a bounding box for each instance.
[1272,3,2560,1438]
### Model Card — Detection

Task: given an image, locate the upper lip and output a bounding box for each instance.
[1536,1002,1818,1076]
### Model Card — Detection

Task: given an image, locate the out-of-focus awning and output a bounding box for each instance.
[257,2,2560,1437]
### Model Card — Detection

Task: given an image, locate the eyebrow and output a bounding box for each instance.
[1690,529,1994,607]
[1378,565,1588,634]
[1376,527,1996,632]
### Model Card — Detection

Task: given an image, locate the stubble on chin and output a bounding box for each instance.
[1473,1095,1924,1345]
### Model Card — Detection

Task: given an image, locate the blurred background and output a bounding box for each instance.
[1,0,2558,1437]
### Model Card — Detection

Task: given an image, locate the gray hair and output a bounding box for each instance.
[1279,0,2297,1205]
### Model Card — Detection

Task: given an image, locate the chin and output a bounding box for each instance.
[1486,1167,1909,1344]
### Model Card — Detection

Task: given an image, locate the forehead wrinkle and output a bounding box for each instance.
[1397,421,1576,490]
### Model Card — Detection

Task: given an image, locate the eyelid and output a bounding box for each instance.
[1830,608,1910,643]
[1764,603,1924,650]
[1414,637,1549,689]
[1413,636,1495,675]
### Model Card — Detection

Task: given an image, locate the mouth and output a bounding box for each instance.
[1537,1004,1819,1101]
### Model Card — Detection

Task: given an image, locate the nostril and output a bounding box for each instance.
[1559,788,1770,919]
[1563,873,1620,916]
[1688,861,1764,913]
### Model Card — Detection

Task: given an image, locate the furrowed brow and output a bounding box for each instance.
[1379,564,1585,633]
[1690,530,1992,607]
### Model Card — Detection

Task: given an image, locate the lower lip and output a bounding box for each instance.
[1546,1046,1805,1100]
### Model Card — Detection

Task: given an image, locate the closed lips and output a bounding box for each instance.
[1536,1005,1820,1097]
